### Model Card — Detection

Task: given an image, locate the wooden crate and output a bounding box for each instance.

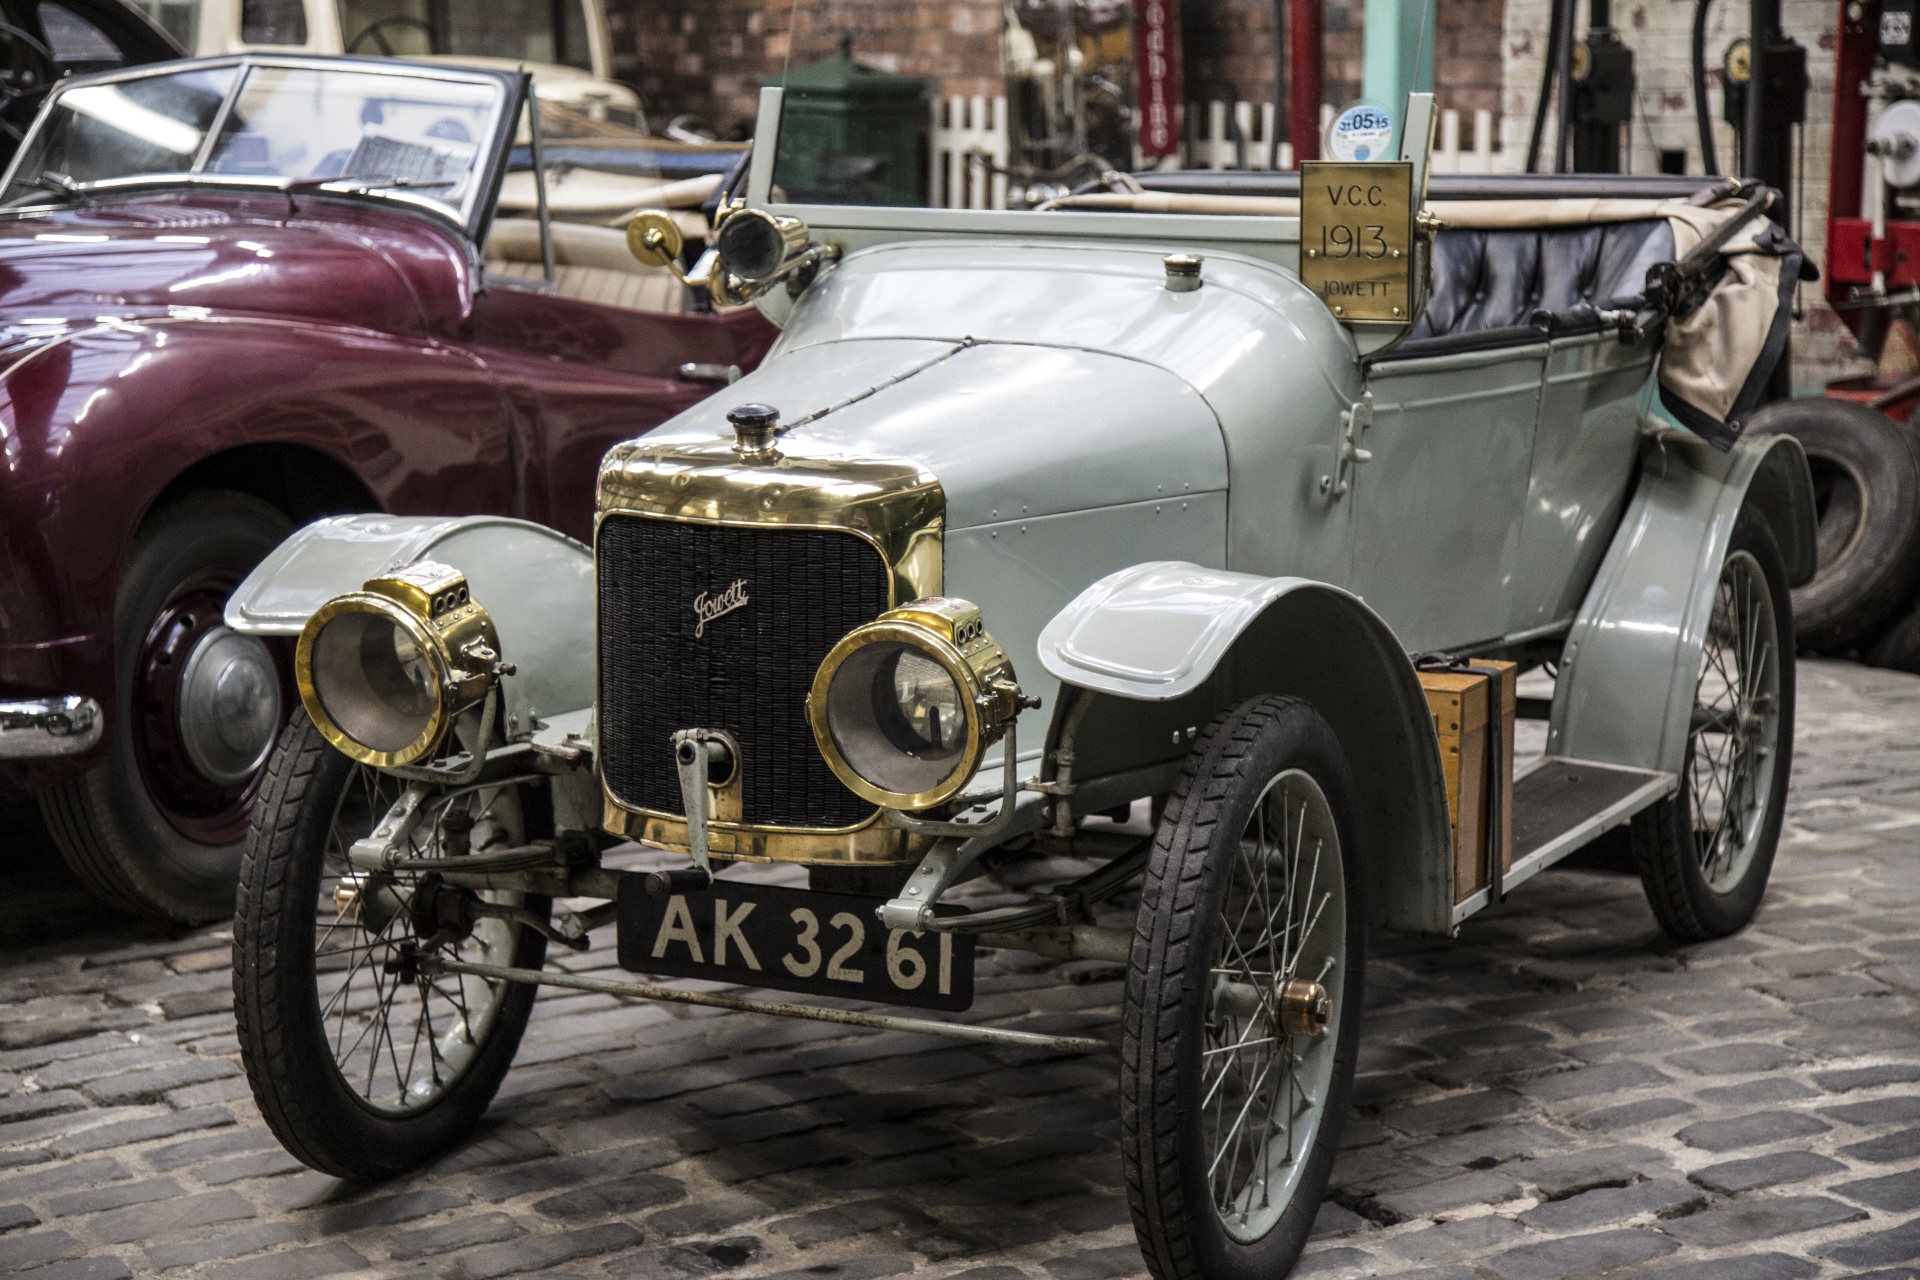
[1419,661,1516,904]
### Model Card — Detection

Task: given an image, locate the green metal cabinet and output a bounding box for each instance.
[773,34,926,206]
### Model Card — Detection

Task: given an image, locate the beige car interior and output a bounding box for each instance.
[483,217,693,315]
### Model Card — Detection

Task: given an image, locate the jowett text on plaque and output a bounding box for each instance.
[1300,161,1414,324]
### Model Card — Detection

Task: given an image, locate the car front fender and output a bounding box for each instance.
[1038,561,1455,935]
[1550,429,1816,775]
[226,514,595,737]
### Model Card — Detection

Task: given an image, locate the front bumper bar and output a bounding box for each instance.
[0,696,103,759]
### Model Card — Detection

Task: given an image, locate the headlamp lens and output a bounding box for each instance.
[825,640,969,797]
[310,609,438,754]
[716,211,786,281]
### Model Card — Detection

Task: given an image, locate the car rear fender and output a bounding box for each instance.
[226,514,595,737]
[1036,561,1455,935]
[1549,429,1815,775]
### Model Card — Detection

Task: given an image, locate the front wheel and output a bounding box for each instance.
[1122,696,1364,1280]
[1632,514,1794,941]
[39,492,293,922]
[233,712,546,1181]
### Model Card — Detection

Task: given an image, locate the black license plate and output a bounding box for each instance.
[616,878,975,1012]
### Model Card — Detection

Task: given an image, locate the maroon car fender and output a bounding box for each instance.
[0,313,515,783]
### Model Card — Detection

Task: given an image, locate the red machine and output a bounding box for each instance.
[1825,0,1920,416]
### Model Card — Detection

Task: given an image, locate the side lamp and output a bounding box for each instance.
[625,206,834,304]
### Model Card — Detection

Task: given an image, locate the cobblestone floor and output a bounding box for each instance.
[1,658,1919,1280]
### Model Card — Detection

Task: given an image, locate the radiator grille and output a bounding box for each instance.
[597,513,893,828]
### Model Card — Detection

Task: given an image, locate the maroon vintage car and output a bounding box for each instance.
[0,53,774,921]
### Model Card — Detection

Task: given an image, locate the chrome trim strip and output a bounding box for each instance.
[0,695,104,759]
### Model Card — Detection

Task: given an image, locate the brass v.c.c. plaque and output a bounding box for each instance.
[1300,161,1414,324]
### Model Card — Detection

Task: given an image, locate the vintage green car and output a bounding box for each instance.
[222,90,1816,1280]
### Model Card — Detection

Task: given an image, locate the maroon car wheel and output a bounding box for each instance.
[132,584,284,846]
[38,491,293,922]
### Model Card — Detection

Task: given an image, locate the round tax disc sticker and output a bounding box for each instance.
[1325,103,1395,162]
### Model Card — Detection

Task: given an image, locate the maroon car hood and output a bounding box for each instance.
[0,193,473,336]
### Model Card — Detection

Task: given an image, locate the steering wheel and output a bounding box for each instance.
[0,20,58,144]
[346,14,434,56]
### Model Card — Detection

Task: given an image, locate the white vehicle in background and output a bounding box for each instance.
[127,0,750,222]
[129,0,643,124]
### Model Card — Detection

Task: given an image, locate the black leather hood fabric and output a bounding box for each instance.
[1408,219,1674,341]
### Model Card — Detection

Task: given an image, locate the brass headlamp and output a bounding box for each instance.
[808,598,1032,811]
[625,206,830,306]
[295,561,505,767]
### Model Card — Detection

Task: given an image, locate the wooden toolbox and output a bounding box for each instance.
[1418,660,1516,904]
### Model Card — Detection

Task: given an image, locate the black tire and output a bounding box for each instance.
[1632,513,1794,942]
[37,491,293,922]
[234,712,545,1180]
[1122,696,1364,1280]
[1746,397,1920,651]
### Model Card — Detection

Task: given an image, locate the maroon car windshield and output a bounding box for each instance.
[1,57,512,229]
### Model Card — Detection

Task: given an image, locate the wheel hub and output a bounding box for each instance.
[134,586,288,844]
[1278,978,1331,1037]
[177,625,282,785]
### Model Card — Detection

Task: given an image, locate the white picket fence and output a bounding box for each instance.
[929,96,1494,204]
[1430,108,1496,174]
[931,95,1008,210]
[1191,101,1494,173]
[1193,100,1291,169]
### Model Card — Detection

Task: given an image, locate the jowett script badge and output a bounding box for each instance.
[1301,161,1413,324]
[692,578,748,637]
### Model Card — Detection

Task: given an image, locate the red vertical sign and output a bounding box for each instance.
[1135,0,1183,158]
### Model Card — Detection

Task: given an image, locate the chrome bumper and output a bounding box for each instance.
[0,696,103,759]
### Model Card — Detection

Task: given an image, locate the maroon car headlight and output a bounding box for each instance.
[295,561,503,767]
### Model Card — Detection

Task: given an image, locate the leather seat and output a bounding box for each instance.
[483,218,687,315]
[1408,218,1673,341]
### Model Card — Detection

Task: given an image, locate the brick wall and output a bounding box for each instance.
[608,0,1002,138]
[608,0,1503,154]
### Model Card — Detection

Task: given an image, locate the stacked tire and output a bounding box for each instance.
[1746,398,1920,669]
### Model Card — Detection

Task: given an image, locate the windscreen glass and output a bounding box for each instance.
[206,66,496,213]
[5,65,235,196]
[1,62,506,224]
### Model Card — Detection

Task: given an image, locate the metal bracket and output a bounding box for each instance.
[347,784,432,871]
[887,723,1024,841]
[671,728,734,877]
[1320,392,1374,497]
[877,831,1002,932]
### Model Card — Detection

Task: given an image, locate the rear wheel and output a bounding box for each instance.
[1632,516,1793,941]
[1122,696,1363,1280]
[233,712,545,1180]
[38,491,292,922]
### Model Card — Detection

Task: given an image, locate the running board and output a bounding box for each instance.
[1450,756,1677,927]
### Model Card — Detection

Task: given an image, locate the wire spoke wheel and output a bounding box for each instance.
[1687,549,1781,893]
[1632,520,1795,942]
[1124,696,1362,1280]
[235,712,546,1180]
[313,766,525,1114]
[1201,769,1346,1241]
